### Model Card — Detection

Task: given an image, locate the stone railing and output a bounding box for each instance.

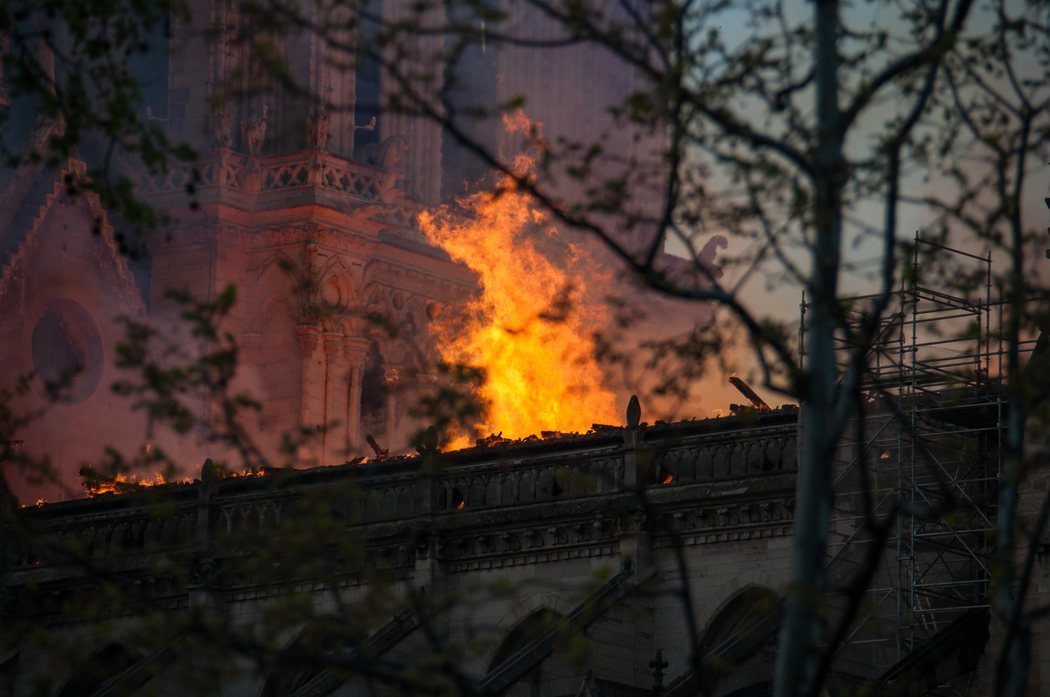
[436,449,625,513]
[130,150,385,204]
[10,414,799,569]
[13,495,201,566]
[651,428,797,485]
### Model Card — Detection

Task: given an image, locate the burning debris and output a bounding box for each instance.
[366,434,389,459]
[80,468,186,496]
[79,460,267,497]
[475,432,512,448]
[728,375,772,414]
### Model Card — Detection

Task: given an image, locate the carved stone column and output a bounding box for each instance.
[322,331,347,464]
[343,337,371,455]
[295,325,323,458]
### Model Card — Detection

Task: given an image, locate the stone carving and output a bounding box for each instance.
[307,104,331,151]
[188,557,225,589]
[376,135,409,203]
[213,108,232,148]
[243,105,269,157]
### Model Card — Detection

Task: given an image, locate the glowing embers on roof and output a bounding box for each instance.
[81,470,186,496]
[419,111,618,446]
[79,461,266,497]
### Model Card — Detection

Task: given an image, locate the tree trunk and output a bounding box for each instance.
[774,0,843,693]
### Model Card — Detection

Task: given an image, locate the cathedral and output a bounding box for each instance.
[0,0,1042,695]
[0,0,675,499]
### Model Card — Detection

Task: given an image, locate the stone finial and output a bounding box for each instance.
[626,394,641,430]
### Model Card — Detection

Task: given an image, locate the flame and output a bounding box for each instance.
[82,465,267,497]
[222,468,266,479]
[419,111,618,444]
[84,471,176,496]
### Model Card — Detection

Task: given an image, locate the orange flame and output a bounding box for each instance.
[82,465,268,497]
[419,111,618,444]
[84,471,175,496]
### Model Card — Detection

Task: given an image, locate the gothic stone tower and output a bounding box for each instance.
[121,0,479,468]
[0,0,476,496]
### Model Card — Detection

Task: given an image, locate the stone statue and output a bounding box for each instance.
[376,134,409,203]
[212,108,232,149]
[306,104,330,151]
[243,104,268,157]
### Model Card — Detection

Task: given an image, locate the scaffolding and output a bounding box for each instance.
[800,235,1014,683]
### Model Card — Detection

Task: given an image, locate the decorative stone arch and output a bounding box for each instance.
[243,292,299,367]
[684,583,783,697]
[360,283,396,337]
[484,599,601,697]
[316,257,357,312]
[254,251,298,291]
[247,250,299,331]
[253,292,296,331]
[693,570,786,630]
[480,593,577,670]
[487,608,564,674]
[402,296,438,364]
[697,584,781,656]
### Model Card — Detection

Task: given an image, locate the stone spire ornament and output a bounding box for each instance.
[626,394,641,430]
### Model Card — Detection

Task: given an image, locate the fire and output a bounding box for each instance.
[83,471,180,496]
[419,111,618,444]
[82,466,268,496]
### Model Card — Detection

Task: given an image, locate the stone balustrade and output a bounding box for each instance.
[129,150,385,203]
